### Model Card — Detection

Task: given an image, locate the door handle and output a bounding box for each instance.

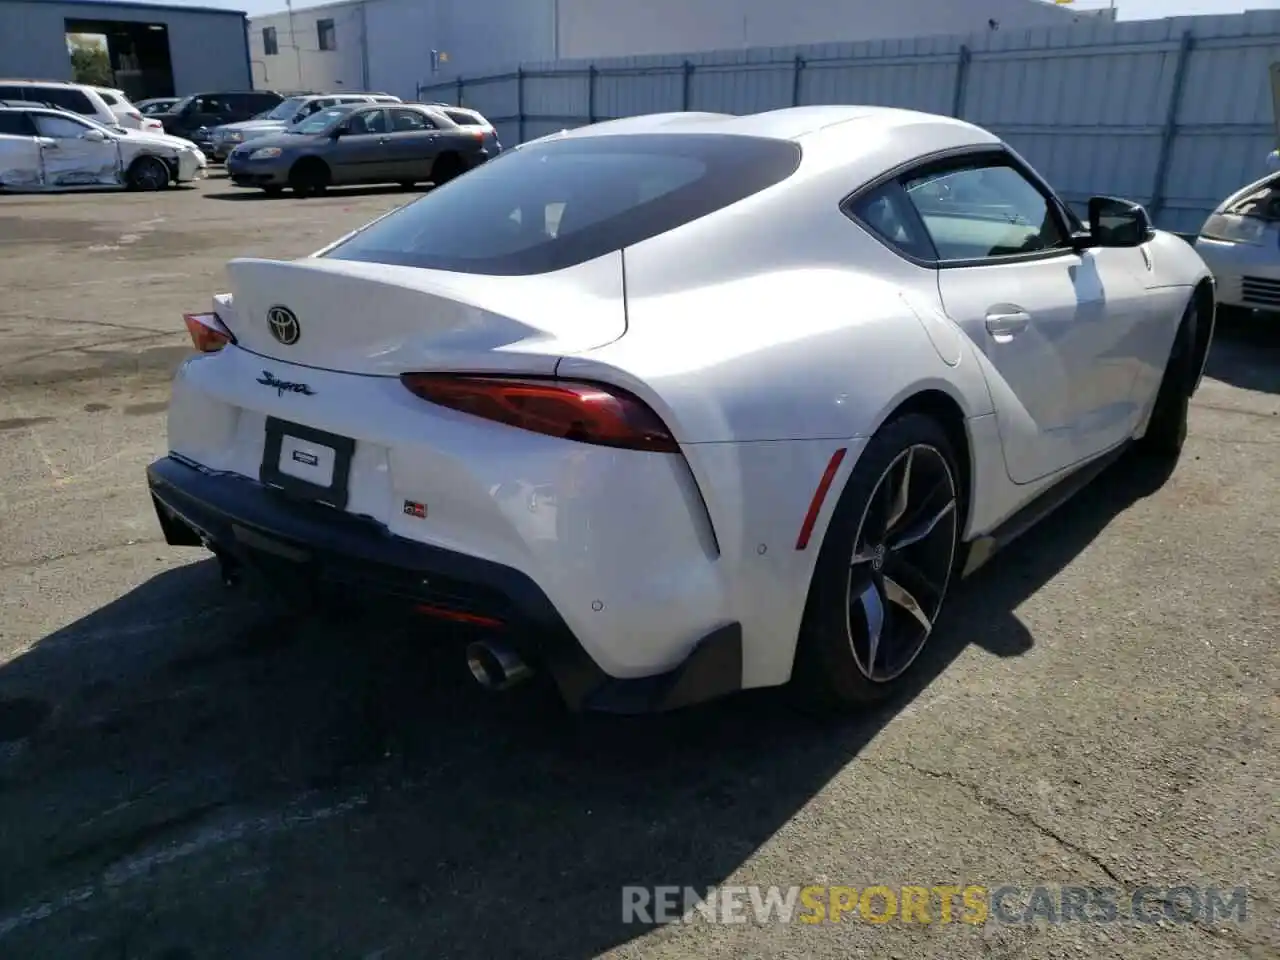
[377,136,390,143]
[984,309,1031,343]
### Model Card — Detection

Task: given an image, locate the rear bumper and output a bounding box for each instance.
[146,455,742,713]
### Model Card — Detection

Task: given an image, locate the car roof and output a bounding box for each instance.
[548,105,989,144]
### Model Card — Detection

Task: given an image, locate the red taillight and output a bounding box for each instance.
[400,374,679,453]
[183,312,235,353]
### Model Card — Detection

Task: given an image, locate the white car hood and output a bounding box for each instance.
[117,129,198,152]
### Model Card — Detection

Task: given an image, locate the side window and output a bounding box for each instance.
[98,91,120,106]
[390,108,431,131]
[263,26,279,56]
[39,87,95,115]
[34,114,91,138]
[0,112,35,136]
[902,162,1068,261]
[846,181,937,262]
[349,109,388,134]
[0,86,23,100]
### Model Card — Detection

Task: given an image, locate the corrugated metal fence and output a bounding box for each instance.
[418,11,1280,234]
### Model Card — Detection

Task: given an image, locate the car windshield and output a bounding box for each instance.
[289,106,353,134]
[1224,174,1280,221]
[169,95,195,114]
[265,97,308,121]
[324,133,802,276]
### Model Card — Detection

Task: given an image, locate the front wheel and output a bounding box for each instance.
[790,414,962,711]
[288,159,330,197]
[127,156,170,191]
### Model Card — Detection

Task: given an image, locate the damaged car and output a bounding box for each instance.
[0,104,206,192]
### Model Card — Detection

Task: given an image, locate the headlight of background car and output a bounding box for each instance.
[1199,213,1268,245]
[248,147,282,160]
[225,131,244,142]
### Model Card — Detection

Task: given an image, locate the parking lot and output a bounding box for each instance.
[0,172,1277,959]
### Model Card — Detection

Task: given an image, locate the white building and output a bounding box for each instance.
[249,0,1099,99]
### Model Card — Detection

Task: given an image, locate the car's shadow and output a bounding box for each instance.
[1205,309,1280,394]
[203,184,432,202]
[0,453,1174,956]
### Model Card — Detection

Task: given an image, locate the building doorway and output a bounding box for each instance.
[64,19,176,100]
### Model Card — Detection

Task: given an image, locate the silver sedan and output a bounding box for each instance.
[1194,172,1280,317]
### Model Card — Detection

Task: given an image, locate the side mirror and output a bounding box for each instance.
[1072,196,1154,249]
[81,128,107,142]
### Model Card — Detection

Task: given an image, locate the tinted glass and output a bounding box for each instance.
[39,87,95,114]
[847,181,937,261]
[390,108,429,131]
[325,133,802,276]
[0,86,22,100]
[0,112,33,135]
[903,163,1067,260]
[347,109,388,134]
[98,91,120,105]
[444,109,483,126]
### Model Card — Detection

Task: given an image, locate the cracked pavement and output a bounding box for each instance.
[0,179,1276,959]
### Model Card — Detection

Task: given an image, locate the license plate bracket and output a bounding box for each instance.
[260,416,355,510]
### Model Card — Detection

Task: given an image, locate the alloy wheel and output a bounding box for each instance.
[845,444,958,682]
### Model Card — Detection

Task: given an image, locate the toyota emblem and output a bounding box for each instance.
[266,305,300,345]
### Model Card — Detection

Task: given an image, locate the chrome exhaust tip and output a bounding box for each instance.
[465,640,533,692]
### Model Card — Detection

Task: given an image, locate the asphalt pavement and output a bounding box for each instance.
[0,175,1276,960]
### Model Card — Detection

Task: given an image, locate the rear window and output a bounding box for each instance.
[324,133,801,276]
[98,91,120,105]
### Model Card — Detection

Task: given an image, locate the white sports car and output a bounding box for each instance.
[146,106,1215,713]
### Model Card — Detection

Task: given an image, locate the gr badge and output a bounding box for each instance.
[403,500,427,519]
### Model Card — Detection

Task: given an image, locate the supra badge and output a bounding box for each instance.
[257,370,315,397]
[266,305,300,345]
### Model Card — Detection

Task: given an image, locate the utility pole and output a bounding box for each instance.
[287,0,302,88]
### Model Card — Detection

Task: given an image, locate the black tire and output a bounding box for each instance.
[1136,298,1197,459]
[288,158,330,197]
[431,153,463,186]
[790,414,962,712]
[127,156,170,191]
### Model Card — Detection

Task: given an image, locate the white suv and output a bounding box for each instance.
[93,86,163,132]
[0,80,148,131]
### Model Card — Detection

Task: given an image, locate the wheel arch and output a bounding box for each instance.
[865,387,974,536]
[290,154,331,179]
[1189,277,1215,394]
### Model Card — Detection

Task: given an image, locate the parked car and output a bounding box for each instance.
[1194,171,1280,319]
[209,92,402,162]
[428,104,502,155]
[136,97,181,116]
[91,86,163,132]
[224,102,489,195]
[0,104,206,191]
[0,79,131,131]
[149,106,1215,714]
[151,91,286,153]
